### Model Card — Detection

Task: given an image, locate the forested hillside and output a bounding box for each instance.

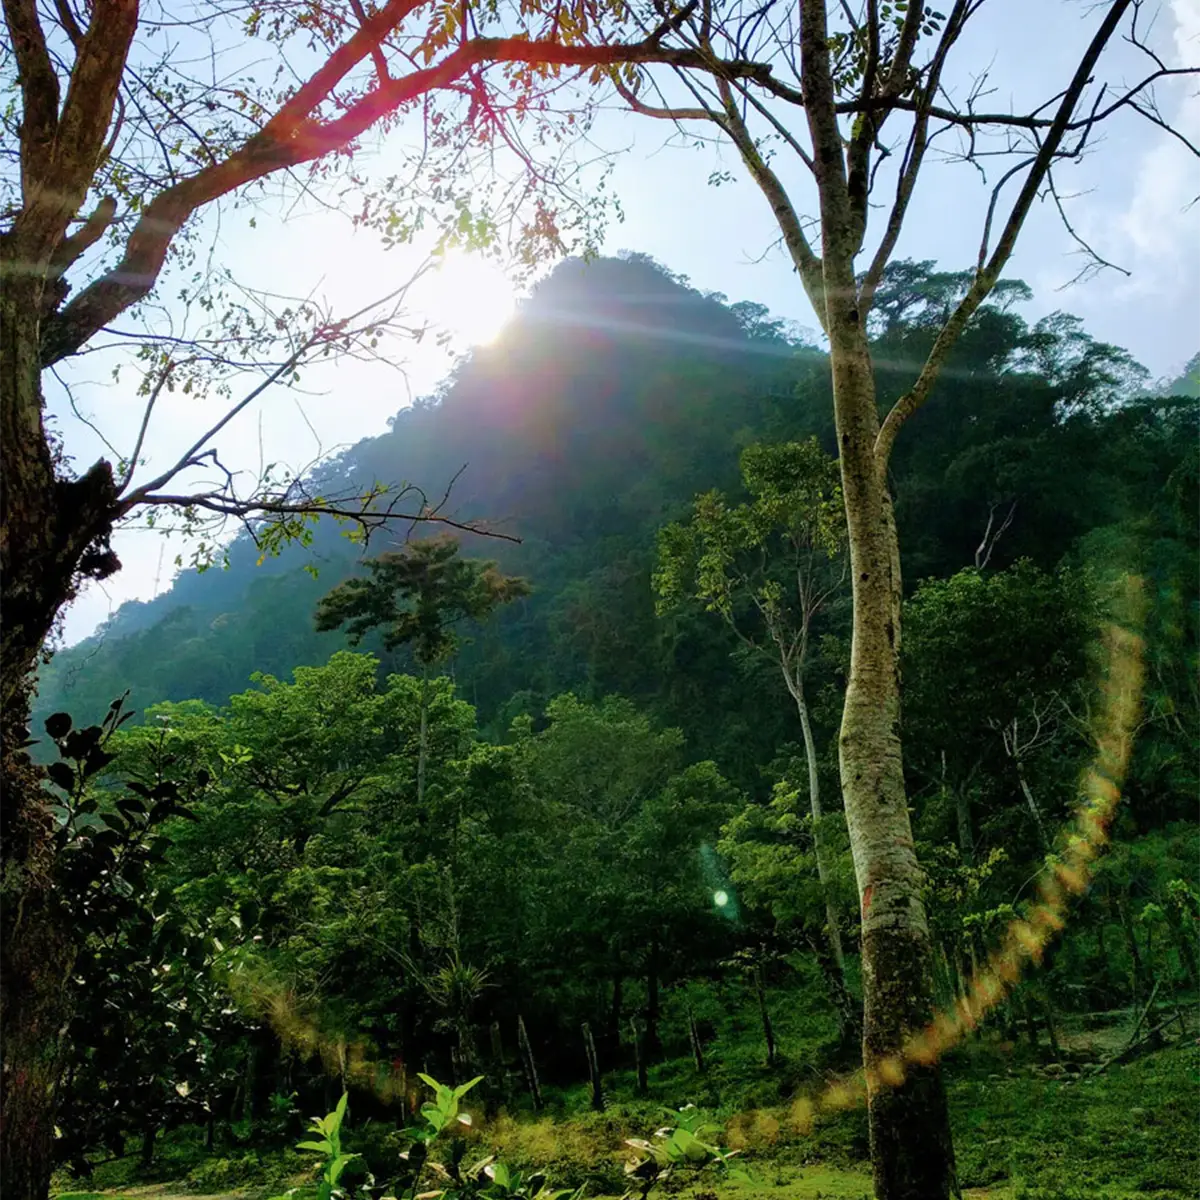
[38,256,1199,1197]
[35,255,1196,770]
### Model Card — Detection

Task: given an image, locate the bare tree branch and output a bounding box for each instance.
[874,0,1139,470]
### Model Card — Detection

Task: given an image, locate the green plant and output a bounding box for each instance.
[285,1093,359,1200]
[621,1104,753,1200]
[280,1077,752,1200]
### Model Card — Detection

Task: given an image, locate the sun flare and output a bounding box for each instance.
[419,252,516,347]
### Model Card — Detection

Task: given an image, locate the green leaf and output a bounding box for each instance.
[44,712,73,739]
[328,1152,358,1185]
[47,762,75,793]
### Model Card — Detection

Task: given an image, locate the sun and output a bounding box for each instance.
[418,252,516,347]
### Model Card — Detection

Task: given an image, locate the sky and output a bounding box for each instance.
[52,0,1200,646]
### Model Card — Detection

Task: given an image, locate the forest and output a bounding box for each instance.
[32,256,1200,1200]
[4,3,1198,1200]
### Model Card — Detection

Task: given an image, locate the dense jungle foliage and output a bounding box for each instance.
[37,256,1198,1198]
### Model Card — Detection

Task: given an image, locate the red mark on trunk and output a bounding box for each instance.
[861,884,874,916]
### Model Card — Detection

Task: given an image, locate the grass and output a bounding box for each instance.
[950,1041,1199,1199]
[53,1026,1198,1200]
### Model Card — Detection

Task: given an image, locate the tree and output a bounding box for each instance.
[719,776,860,1045]
[1,7,730,1190]
[902,562,1096,862]
[516,694,739,1056]
[598,5,1197,1193]
[11,699,207,1189]
[315,537,529,808]
[654,439,851,993]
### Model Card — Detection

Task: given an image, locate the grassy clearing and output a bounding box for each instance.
[54,1039,1198,1200]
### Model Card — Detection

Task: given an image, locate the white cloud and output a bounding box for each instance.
[1102,0,1200,293]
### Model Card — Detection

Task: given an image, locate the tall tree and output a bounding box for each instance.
[596,4,1198,1195]
[654,439,851,990]
[0,7,704,1192]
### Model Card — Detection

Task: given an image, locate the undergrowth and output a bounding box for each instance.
[53,1035,1197,1200]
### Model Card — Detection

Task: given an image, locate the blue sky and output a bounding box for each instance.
[53,0,1199,645]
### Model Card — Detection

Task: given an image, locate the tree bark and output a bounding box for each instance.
[827,301,955,1199]
[790,683,848,978]
[753,964,777,1067]
[1012,751,1050,852]
[0,851,77,1200]
[644,942,662,1055]
[417,664,429,811]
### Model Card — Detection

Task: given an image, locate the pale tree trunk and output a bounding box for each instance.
[827,304,956,1199]
[724,17,956,1178]
[1012,752,1051,852]
[785,671,849,980]
[723,2,1130,1191]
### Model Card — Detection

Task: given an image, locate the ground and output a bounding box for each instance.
[55,1034,1199,1200]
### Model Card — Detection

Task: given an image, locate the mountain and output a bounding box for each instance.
[34,254,1197,787]
[1166,350,1200,398]
[36,256,818,745]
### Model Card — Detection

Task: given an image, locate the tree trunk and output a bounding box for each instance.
[516,1015,542,1111]
[806,928,860,1051]
[686,1006,705,1074]
[753,964,777,1067]
[581,1022,603,1111]
[0,866,76,1200]
[947,756,974,865]
[630,1018,648,1095]
[1012,753,1050,852]
[2,263,124,1200]
[607,973,623,1058]
[645,943,662,1055]
[0,640,77,1200]
[791,683,848,979]
[140,1123,157,1169]
[1164,902,1199,990]
[1118,897,1151,1004]
[1038,993,1060,1059]
[417,665,429,811]
[1096,912,1110,994]
[828,305,955,1200]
